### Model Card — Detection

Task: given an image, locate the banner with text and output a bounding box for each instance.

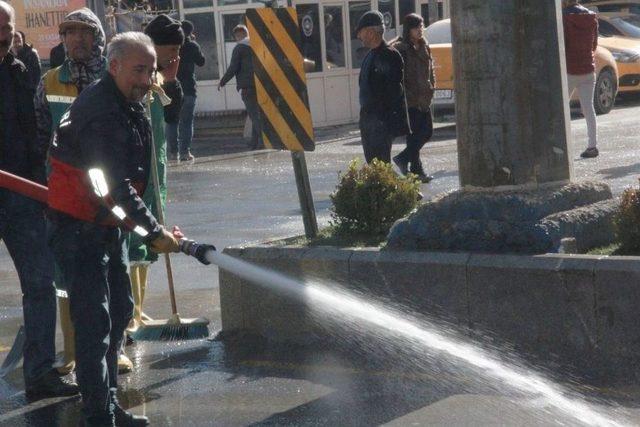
[8,0,86,60]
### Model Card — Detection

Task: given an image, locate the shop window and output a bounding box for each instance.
[324,6,345,69]
[186,12,219,80]
[421,1,443,25]
[378,0,397,39]
[296,4,323,73]
[183,0,213,8]
[217,0,247,5]
[398,0,415,36]
[349,0,371,69]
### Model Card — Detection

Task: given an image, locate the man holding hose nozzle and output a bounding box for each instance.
[47,32,181,427]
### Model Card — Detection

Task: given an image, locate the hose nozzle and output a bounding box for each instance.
[179,238,216,265]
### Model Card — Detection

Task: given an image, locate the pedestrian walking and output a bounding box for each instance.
[167,19,205,162]
[34,7,108,377]
[11,30,41,91]
[124,14,184,353]
[218,24,262,150]
[392,13,435,183]
[0,0,79,400]
[356,10,409,163]
[49,39,65,69]
[562,0,600,158]
[47,31,182,427]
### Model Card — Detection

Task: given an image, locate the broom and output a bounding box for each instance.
[129,92,210,341]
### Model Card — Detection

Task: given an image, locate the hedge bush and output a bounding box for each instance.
[330,159,420,235]
[614,179,640,252]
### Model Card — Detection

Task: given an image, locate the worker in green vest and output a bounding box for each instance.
[125,14,183,346]
[34,7,107,377]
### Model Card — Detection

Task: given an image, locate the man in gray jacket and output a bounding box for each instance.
[218,24,261,150]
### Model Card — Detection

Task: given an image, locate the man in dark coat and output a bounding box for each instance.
[11,30,41,91]
[218,24,262,150]
[167,19,205,161]
[49,39,65,69]
[0,0,79,400]
[47,31,180,426]
[356,10,409,163]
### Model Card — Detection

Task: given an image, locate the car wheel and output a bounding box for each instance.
[594,69,616,115]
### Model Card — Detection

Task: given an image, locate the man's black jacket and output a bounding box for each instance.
[359,41,410,137]
[48,73,162,242]
[177,38,205,96]
[0,53,45,184]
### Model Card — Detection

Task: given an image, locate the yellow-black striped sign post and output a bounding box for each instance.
[245,7,314,152]
[246,7,318,238]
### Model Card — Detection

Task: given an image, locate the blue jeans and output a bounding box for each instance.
[166,94,197,157]
[0,191,56,384]
[48,217,133,424]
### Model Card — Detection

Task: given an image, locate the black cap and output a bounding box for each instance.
[181,20,194,37]
[144,14,184,46]
[355,10,384,34]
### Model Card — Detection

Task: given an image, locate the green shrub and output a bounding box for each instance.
[330,159,420,235]
[614,180,640,252]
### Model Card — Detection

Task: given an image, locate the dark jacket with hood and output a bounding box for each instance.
[0,53,44,184]
[359,40,410,137]
[392,36,435,111]
[563,4,599,75]
[16,44,41,92]
[219,38,254,90]
[47,72,162,242]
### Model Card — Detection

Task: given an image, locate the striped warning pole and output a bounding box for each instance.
[246,7,318,238]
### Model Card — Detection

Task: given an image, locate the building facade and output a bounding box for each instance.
[180,0,449,126]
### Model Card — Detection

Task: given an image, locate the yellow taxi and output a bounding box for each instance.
[593,14,640,94]
[425,18,619,115]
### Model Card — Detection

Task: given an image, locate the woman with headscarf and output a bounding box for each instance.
[392,13,436,183]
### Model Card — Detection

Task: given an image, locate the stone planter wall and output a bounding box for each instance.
[219,245,640,379]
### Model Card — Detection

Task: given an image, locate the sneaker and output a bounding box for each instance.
[413,173,434,183]
[114,401,150,426]
[168,152,178,161]
[580,147,599,158]
[25,369,79,399]
[180,151,195,162]
[393,155,409,175]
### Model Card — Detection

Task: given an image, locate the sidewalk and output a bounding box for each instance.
[191,113,456,159]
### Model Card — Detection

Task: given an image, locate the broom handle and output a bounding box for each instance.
[146,96,179,316]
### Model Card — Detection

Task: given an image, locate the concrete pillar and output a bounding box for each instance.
[451,0,573,188]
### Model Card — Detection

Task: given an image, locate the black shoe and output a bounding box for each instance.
[393,155,409,175]
[580,147,599,158]
[25,369,79,399]
[114,403,149,426]
[412,172,434,183]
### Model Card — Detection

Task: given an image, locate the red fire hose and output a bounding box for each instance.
[0,169,48,203]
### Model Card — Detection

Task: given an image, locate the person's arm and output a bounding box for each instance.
[33,76,53,164]
[376,49,405,116]
[193,41,205,67]
[17,73,44,184]
[219,44,242,88]
[78,115,163,242]
[162,79,183,124]
[29,49,42,90]
[426,44,436,88]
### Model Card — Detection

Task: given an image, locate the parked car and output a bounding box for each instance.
[594,15,640,93]
[583,1,640,15]
[425,19,619,115]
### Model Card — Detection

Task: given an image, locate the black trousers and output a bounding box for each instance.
[49,219,133,425]
[359,111,394,163]
[395,107,433,172]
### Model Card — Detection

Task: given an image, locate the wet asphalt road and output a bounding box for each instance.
[1,98,640,425]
